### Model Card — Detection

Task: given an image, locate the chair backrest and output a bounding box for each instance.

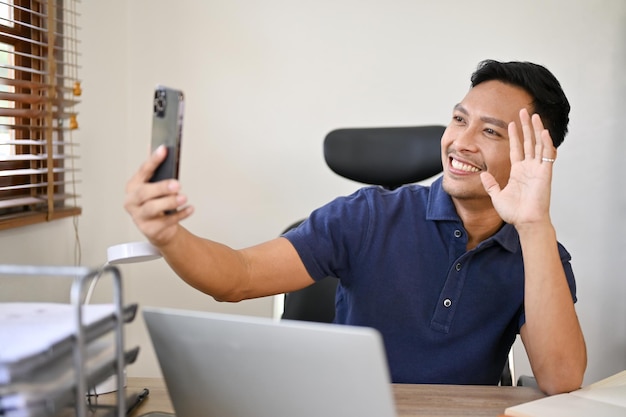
[324,125,444,189]
[280,125,445,324]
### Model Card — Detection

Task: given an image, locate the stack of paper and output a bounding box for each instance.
[0,302,138,417]
[504,370,626,417]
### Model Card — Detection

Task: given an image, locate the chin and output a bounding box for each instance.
[442,175,485,200]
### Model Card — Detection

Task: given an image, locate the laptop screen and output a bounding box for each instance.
[143,307,397,417]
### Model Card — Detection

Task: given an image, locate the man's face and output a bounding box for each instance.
[440,80,533,203]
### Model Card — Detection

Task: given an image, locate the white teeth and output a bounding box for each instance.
[451,159,480,173]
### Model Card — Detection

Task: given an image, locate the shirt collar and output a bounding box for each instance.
[425,177,520,253]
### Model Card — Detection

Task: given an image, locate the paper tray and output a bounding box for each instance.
[0,303,138,384]
[0,339,139,417]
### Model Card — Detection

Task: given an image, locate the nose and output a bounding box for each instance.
[449,124,479,152]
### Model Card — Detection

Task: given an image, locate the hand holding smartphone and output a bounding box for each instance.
[149,85,184,183]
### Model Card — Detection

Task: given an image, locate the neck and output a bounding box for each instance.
[452,198,504,250]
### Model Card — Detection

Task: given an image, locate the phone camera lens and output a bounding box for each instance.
[154,89,167,117]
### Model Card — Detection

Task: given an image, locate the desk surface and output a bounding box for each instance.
[99,377,545,417]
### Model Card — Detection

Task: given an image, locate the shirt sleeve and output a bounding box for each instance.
[282,187,374,283]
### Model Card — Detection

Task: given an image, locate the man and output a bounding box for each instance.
[125,60,586,394]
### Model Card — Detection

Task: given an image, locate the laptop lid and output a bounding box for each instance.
[142,307,397,417]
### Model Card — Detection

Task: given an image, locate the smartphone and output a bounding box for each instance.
[149,85,184,183]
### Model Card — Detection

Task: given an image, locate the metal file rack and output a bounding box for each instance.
[0,264,136,417]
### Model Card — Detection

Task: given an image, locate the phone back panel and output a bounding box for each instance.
[149,86,184,182]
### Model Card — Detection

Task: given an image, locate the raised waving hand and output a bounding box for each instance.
[480,108,557,229]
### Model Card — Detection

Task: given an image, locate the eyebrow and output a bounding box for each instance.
[453,103,508,130]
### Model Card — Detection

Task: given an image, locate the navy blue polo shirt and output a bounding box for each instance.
[283,177,576,385]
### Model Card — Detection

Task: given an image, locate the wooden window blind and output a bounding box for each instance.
[0,0,81,230]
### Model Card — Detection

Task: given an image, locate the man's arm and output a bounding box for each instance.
[518,223,586,395]
[481,109,586,395]
[124,145,315,301]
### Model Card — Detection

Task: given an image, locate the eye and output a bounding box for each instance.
[483,127,504,139]
[452,114,465,124]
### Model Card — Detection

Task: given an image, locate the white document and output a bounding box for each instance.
[505,370,626,417]
[0,302,119,383]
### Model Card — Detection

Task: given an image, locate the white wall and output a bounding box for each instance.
[1,0,624,383]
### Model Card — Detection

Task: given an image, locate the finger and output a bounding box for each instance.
[532,114,546,161]
[140,188,187,218]
[173,204,194,222]
[126,146,168,195]
[535,117,557,161]
[127,195,186,239]
[480,171,501,198]
[138,145,168,182]
[541,129,556,155]
[508,121,524,163]
[529,114,558,164]
[157,203,194,224]
[124,178,181,216]
[519,109,534,160]
[540,129,557,166]
[127,195,194,244]
[166,193,190,216]
[145,205,195,245]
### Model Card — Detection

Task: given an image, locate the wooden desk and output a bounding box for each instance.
[100,377,544,417]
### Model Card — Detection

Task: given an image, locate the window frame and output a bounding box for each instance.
[0,0,81,230]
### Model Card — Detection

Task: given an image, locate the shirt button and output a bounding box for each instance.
[443,299,452,308]
[454,229,462,238]
[455,263,462,271]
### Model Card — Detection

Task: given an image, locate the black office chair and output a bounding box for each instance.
[279,124,521,386]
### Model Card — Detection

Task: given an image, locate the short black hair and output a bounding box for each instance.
[471,60,570,148]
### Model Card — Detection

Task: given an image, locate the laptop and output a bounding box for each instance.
[142,307,397,417]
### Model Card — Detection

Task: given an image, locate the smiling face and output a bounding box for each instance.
[441,80,534,205]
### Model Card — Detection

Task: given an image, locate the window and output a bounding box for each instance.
[0,0,81,230]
